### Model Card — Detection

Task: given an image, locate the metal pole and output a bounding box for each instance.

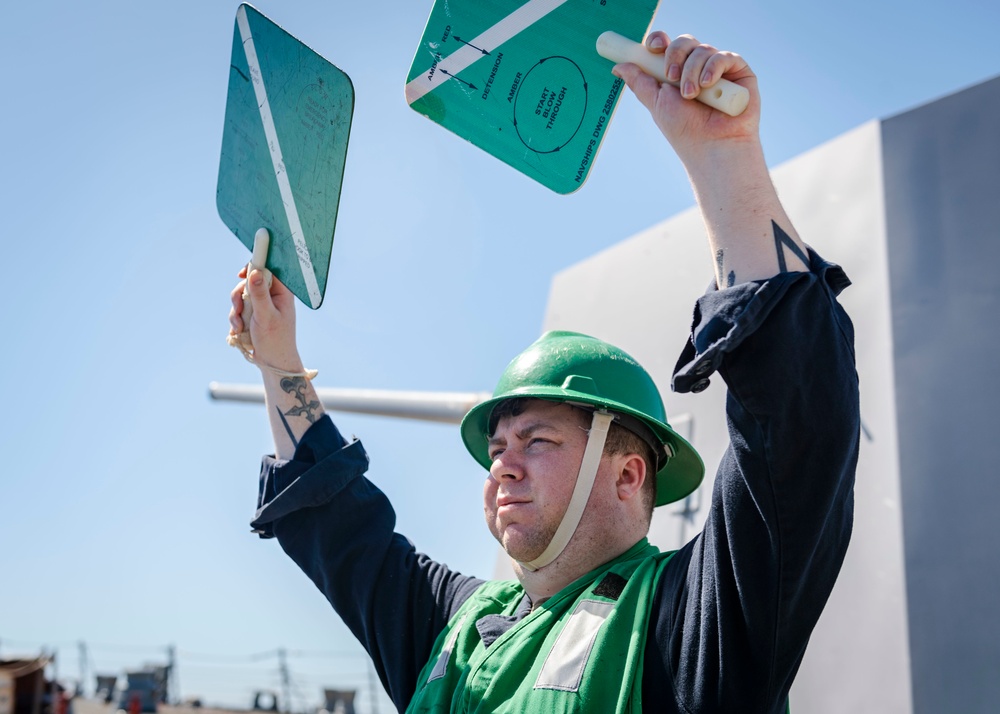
[277,649,291,714]
[77,642,87,698]
[208,384,491,425]
[165,645,177,705]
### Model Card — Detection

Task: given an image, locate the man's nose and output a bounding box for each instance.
[489,450,525,481]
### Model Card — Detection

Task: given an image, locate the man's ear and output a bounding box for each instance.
[615,454,647,502]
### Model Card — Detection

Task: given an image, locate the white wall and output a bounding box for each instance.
[539,120,913,712]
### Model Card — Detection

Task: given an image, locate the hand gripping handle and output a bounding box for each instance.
[228,227,273,359]
[596,31,750,116]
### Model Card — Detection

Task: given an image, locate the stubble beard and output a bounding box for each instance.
[493,516,559,564]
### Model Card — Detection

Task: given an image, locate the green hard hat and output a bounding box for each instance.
[461,330,704,507]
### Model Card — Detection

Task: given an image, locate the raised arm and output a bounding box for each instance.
[613,31,809,287]
[228,266,325,459]
[617,33,859,710]
[229,270,484,709]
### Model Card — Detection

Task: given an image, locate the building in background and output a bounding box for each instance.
[537,74,1000,713]
[318,690,354,714]
[0,656,67,714]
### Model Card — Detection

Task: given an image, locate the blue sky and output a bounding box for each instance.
[2,1,997,712]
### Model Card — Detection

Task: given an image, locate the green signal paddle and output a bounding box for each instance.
[217,3,354,309]
[405,0,659,194]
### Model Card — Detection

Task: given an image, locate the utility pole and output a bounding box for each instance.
[165,645,178,705]
[277,649,291,714]
[78,642,89,697]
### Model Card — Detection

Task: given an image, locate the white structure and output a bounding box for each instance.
[540,74,1000,713]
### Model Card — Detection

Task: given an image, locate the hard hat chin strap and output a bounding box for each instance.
[520,410,614,572]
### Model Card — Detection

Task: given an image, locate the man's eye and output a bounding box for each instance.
[489,448,504,461]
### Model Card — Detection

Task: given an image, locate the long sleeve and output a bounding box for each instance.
[250,417,483,711]
[647,249,859,712]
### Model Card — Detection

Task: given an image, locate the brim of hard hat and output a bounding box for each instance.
[460,389,705,507]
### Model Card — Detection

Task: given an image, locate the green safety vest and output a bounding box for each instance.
[406,539,675,713]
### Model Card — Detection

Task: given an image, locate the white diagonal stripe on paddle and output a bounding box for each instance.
[237,6,322,309]
[405,0,572,105]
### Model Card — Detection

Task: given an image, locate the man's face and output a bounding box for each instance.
[483,400,592,562]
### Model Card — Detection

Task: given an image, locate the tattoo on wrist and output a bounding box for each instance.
[280,376,321,424]
[772,220,809,273]
[715,249,736,288]
[276,407,300,450]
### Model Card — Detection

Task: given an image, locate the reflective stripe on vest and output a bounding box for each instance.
[534,598,615,692]
[428,614,469,682]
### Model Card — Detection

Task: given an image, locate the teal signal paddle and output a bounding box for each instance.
[217,3,354,309]
[405,0,660,194]
[405,1,749,194]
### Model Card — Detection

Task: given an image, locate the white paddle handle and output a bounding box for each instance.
[596,31,750,117]
[250,227,270,272]
[242,227,272,331]
[228,228,272,357]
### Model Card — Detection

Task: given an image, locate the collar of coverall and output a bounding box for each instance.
[519,409,615,572]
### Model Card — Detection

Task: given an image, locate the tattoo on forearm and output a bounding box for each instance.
[276,407,300,450]
[280,376,321,424]
[772,220,809,273]
[715,248,736,288]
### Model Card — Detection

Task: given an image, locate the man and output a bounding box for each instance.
[229,32,859,713]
